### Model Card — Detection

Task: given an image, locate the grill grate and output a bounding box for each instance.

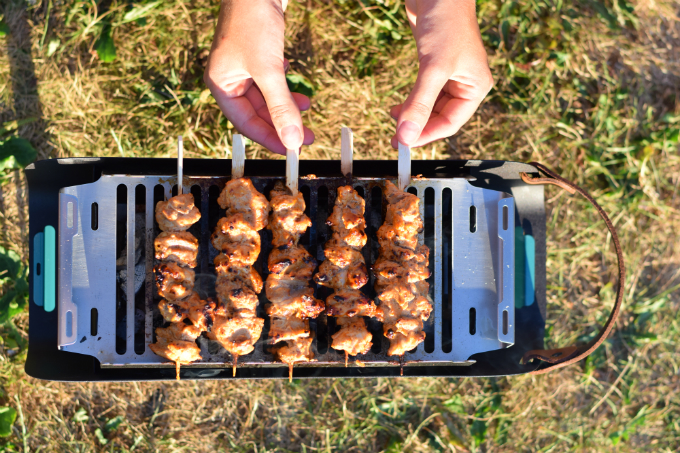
[58,174,514,369]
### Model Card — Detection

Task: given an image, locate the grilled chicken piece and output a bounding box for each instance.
[327,186,367,248]
[314,253,368,289]
[211,215,262,266]
[218,177,270,230]
[265,278,324,319]
[331,317,372,356]
[154,231,199,268]
[325,289,381,319]
[272,336,314,365]
[268,191,312,247]
[207,315,265,356]
[216,283,260,317]
[269,317,311,343]
[214,253,263,293]
[157,293,218,331]
[374,181,431,357]
[155,193,201,232]
[268,246,317,280]
[149,322,203,364]
[154,261,195,300]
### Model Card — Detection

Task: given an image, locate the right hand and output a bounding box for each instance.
[204,0,314,155]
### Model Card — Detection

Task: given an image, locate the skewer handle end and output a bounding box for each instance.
[398,142,411,191]
[177,136,184,195]
[286,148,299,195]
[232,134,246,179]
[341,127,353,179]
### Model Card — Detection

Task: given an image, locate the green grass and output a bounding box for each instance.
[1,0,679,451]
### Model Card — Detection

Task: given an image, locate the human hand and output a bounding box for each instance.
[204,0,314,155]
[391,0,494,149]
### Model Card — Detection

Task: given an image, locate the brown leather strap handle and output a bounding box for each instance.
[518,162,626,375]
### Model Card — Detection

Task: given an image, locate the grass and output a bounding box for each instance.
[0,0,679,450]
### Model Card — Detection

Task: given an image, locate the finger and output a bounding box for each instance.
[396,64,451,145]
[246,86,310,118]
[254,69,304,150]
[302,125,315,145]
[219,96,289,154]
[391,90,447,119]
[390,104,403,119]
[406,97,484,148]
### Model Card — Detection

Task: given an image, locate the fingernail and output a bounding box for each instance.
[281,125,301,149]
[398,120,421,145]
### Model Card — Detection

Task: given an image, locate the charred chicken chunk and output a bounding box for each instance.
[155,193,201,232]
[154,231,199,268]
[218,177,270,230]
[154,261,195,300]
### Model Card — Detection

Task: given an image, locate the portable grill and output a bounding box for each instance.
[25,157,552,381]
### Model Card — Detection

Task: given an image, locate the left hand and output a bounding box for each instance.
[391,0,494,149]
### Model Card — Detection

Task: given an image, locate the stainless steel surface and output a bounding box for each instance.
[58,174,514,368]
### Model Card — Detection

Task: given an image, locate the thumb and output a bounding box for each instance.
[397,64,449,146]
[255,70,304,150]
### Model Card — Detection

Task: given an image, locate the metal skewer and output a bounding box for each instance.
[232,134,245,179]
[177,136,184,195]
[341,127,353,180]
[398,142,411,191]
[286,148,299,196]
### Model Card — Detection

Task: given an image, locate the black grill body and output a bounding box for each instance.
[25,158,547,381]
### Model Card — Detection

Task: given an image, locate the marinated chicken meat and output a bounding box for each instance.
[218,177,270,230]
[211,215,262,266]
[210,178,269,360]
[314,186,379,362]
[155,193,201,232]
[154,231,199,268]
[374,181,432,357]
[266,181,323,378]
[150,193,203,378]
[158,292,217,331]
[155,261,195,300]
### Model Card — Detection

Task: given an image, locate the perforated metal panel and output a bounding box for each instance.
[58,174,514,369]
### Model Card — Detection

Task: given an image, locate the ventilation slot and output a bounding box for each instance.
[424,187,435,353]
[90,308,98,336]
[115,184,127,355]
[503,205,509,231]
[441,187,453,353]
[315,185,329,355]
[502,310,509,336]
[134,184,146,354]
[91,203,98,230]
[369,185,384,354]
[469,205,477,233]
[469,308,476,335]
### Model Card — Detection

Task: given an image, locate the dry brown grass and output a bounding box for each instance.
[1,0,680,451]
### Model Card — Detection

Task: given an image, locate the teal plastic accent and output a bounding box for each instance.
[524,234,536,306]
[44,225,56,312]
[33,232,44,306]
[514,226,525,309]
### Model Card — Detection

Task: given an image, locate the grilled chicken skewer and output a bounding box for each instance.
[209,176,269,372]
[314,186,381,364]
[266,181,324,381]
[374,180,432,361]
[150,142,204,379]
